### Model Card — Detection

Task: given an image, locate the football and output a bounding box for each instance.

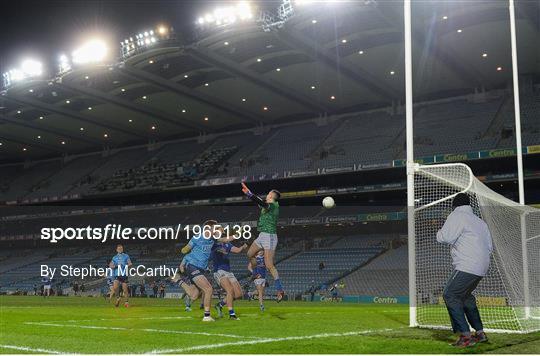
[322,196,335,209]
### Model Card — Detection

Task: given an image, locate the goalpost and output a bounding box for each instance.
[404,0,540,333]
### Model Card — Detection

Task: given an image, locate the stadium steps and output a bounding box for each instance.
[340,245,408,296]
[64,154,114,196]
[389,123,407,160]
[21,162,66,200]
[26,154,105,199]
[306,119,348,168]
[240,129,281,165]
[484,95,512,140]
[308,246,389,295]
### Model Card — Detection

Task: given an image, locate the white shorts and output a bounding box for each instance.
[213,270,238,285]
[43,285,51,291]
[254,232,278,250]
[254,278,266,286]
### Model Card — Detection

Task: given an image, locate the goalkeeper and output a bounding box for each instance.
[437,193,493,347]
[241,182,285,302]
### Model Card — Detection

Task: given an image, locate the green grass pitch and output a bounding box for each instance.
[1,296,539,354]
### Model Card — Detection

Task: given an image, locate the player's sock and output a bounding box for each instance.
[260,304,265,311]
[219,300,226,307]
[228,309,239,320]
[204,311,211,317]
[274,278,283,291]
[183,294,191,308]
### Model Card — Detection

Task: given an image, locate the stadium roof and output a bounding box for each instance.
[0,0,538,162]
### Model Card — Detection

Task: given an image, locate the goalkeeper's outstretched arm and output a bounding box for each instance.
[241,182,270,209]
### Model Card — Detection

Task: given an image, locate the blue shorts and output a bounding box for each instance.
[185,264,207,283]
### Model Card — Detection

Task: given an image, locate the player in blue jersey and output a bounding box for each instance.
[41,275,52,297]
[248,250,267,312]
[109,244,132,308]
[212,241,248,320]
[176,220,225,321]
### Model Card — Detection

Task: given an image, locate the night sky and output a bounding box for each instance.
[0,0,279,73]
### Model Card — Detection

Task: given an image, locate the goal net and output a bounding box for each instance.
[412,163,540,333]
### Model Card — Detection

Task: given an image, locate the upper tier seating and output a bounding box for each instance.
[1,92,539,202]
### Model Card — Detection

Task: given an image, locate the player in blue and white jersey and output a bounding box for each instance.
[109,244,132,308]
[248,250,267,312]
[211,241,247,320]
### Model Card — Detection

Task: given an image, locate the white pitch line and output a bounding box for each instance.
[61,316,193,323]
[24,322,259,339]
[0,344,65,354]
[149,328,394,354]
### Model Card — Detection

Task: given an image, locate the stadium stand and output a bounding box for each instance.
[90,146,237,193]
[413,98,502,156]
[1,91,539,202]
[0,161,62,201]
[340,244,408,297]
[25,154,104,199]
[261,235,389,297]
[0,234,396,298]
[497,90,540,148]
[313,112,403,168]
[235,121,341,175]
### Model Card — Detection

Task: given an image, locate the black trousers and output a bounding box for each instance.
[442,270,484,334]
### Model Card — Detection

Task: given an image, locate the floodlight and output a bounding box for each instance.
[236,1,253,19]
[296,0,340,5]
[197,1,253,27]
[2,58,43,88]
[21,59,43,76]
[72,39,108,64]
[9,69,24,81]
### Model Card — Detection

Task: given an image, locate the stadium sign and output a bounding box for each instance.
[291,217,323,225]
[286,169,319,177]
[339,296,409,304]
[361,162,393,169]
[372,296,399,304]
[320,166,355,174]
[482,148,517,158]
[528,145,540,154]
[326,215,358,223]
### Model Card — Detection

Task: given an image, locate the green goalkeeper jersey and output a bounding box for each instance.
[257,201,279,234]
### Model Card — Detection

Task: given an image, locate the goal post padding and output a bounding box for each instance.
[412,163,540,333]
